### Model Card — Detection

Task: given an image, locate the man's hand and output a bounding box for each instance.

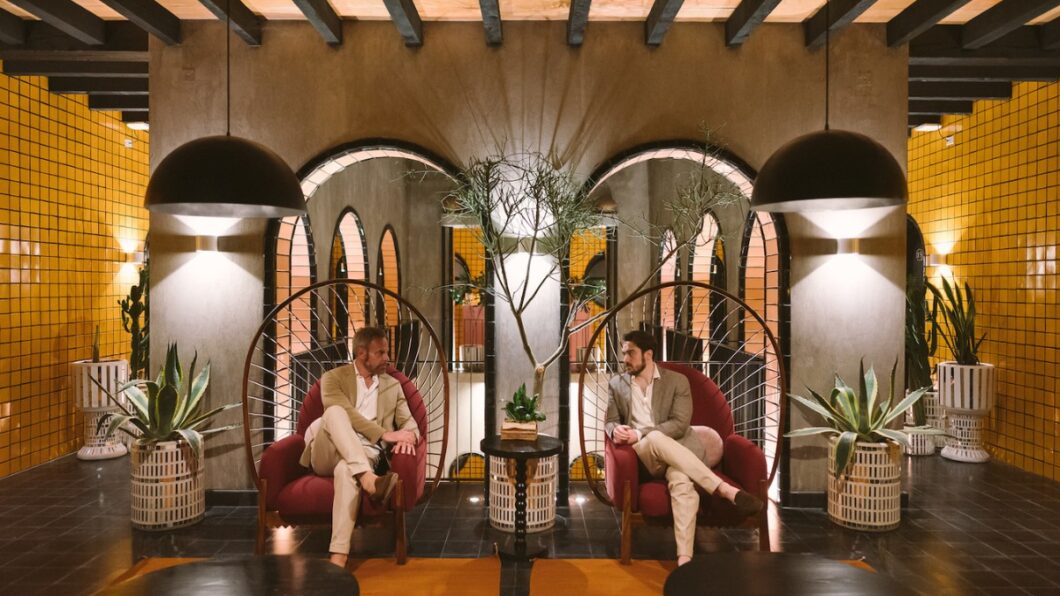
[612,425,639,445]
[383,429,417,455]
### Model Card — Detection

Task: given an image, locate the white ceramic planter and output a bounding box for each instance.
[904,390,943,456]
[828,438,902,532]
[488,453,557,533]
[71,359,129,460]
[937,362,995,463]
[130,440,205,530]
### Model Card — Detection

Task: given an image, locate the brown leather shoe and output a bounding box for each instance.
[733,490,764,517]
[369,472,399,506]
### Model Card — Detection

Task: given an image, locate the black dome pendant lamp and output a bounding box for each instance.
[144,0,305,218]
[751,3,906,213]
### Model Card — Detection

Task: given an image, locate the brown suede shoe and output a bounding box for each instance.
[369,472,399,506]
[733,490,764,517]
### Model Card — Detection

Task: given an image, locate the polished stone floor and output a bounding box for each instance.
[0,454,1058,595]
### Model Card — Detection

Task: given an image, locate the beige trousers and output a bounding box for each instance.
[633,431,724,558]
[307,405,381,555]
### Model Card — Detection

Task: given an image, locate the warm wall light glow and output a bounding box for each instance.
[195,236,218,252]
[805,206,892,239]
[176,215,240,236]
[913,123,942,133]
[835,238,860,254]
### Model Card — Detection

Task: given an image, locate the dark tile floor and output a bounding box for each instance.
[1,454,1059,595]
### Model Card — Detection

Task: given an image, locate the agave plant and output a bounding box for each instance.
[504,383,546,423]
[930,276,985,366]
[906,277,939,425]
[786,360,944,477]
[95,343,240,463]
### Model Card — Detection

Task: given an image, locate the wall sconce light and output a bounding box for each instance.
[835,238,861,255]
[926,253,947,267]
[125,251,145,265]
[195,236,219,252]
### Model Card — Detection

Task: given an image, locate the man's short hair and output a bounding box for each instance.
[622,330,657,358]
[353,327,388,354]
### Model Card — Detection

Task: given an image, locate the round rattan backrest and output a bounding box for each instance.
[241,279,449,502]
[577,281,785,505]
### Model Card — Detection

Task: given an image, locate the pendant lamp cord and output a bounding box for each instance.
[824,0,830,131]
[225,0,231,136]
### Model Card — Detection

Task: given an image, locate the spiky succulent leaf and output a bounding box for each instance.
[833,431,859,477]
[786,427,842,438]
[875,428,911,449]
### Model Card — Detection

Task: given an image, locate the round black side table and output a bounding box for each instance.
[480,434,563,560]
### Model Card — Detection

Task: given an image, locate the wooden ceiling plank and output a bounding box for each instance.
[88,94,147,110]
[291,0,341,45]
[908,80,1012,100]
[0,10,26,45]
[98,0,181,45]
[3,59,147,76]
[121,111,147,123]
[908,114,942,127]
[962,0,1057,49]
[1040,19,1059,51]
[887,0,972,47]
[196,0,262,46]
[726,0,782,47]
[804,0,877,50]
[911,25,1060,66]
[909,99,974,114]
[48,75,148,94]
[8,0,106,45]
[479,0,501,45]
[0,21,147,61]
[567,0,591,46]
[645,0,684,46]
[381,0,422,47]
[909,64,1060,80]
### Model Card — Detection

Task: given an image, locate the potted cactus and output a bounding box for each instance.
[71,325,129,460]
[500,383,546,440]
[905,277,943,455]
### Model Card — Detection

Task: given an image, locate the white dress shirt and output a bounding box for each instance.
[628,364,660,441]
[304,373,379,448]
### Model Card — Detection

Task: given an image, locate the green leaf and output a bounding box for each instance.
[183,402,240,430]
[175,429,203,466]
[180,362,211,425]
[875,428,911,449]
[785,427,840,438]
[881,387,929,427]
[119,381,150,420]
[156,384,179,436]
[863,360,878,427]
[833,431,859,478]
[788,393,840,428]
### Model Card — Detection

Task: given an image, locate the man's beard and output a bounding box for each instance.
[626,361,645,376]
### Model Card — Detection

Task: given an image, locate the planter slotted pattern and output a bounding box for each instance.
[71,360,128,460]
[938,363,995,463]
[828,439,901,531]
[488,454,557,533]
[131,441,205,530]
[904,390,943,456]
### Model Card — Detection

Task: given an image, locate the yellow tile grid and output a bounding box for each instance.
[908,81,1059,482]
[0,64,149,479]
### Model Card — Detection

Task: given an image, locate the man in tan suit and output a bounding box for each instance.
[606,330,762,566]
[300,326,420,568]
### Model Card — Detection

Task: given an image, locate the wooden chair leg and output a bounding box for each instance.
[256,479,267,555]
[620,480,632,565]
[394,480,407,565]
[757,478,771,552]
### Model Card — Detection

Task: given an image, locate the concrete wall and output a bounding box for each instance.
[150,20,907,491]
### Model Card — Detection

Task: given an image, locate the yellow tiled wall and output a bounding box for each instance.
[0,69,150,478]
[908,81,1059,481]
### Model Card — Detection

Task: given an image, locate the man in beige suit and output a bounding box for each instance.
[300,326,419,568]
[606,330,762,566]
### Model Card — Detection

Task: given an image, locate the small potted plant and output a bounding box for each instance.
[501,383,546,440]
[71,325,129,460]
[930,277,994,462]
[96,343,239,530]
[787,360,943,531]
[905,277,943,455]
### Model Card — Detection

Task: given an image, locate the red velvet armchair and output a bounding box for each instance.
[605,362,770,562]
[255,366,428,563]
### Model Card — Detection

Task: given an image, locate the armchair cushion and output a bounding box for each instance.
[720,433,767,495]
[260,434,309,510]
[605,435,640,511]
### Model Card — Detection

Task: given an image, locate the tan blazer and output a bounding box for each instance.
[299,364,420,468]
[605,366,706,461]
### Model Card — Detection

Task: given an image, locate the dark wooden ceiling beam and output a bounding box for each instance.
[909,64,1060,81]
[0,22,147,61]
[804,0,877,50]
[908,114,942,128]
[1040,19,1060,51]
[48,76,148,94]
[726,0,782,47]
[645,0,684,46]
[3,59,147,77]
[197,0,262,46]
[479,0,501,45]
[909,99,974,114]
[121,111,148,123]
[911,26,1060,66]
[962,0,1057,49]
[567,0,591,46]
[8,0,106,45]
[0,10,26,45]
[98,0,181,45]
[88,94,148,111]
[887,0,971,47]
[909,80,1012,100]
[291,0,341,45]
[381,0,422,46]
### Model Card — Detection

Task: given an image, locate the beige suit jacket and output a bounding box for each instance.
[299,364,420,468]
[605,366,706,462]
